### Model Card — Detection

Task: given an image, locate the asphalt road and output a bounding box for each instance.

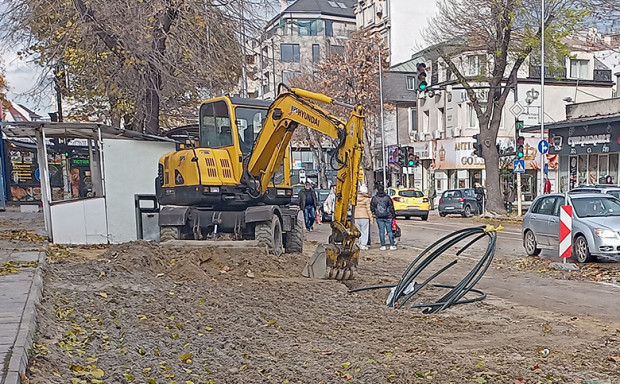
[307,211,620,323]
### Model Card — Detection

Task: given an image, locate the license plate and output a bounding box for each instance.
[407,206,420,210]
[445,206,454,210]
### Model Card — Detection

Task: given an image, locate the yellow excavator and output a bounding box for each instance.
[156,85,364,280]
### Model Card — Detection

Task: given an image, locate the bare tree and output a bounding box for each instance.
[290,31,389,191]
[424,0,590,214]
[0,0,279,133]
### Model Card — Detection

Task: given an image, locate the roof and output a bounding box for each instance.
[390,60,418,73]
[284,0,355,17]
[0,122,176,142]
[268,0,355,25]
[522,114,620,132]
[228,97,272,108]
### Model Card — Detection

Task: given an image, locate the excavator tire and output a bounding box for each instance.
[160,226,180,242]
[285,211,304,254]
[255,214,284,256]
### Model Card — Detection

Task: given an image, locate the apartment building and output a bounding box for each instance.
[406,34,616,202]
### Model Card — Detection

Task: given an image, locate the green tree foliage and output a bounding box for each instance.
[1,0,249,133]
[424,0,590,214]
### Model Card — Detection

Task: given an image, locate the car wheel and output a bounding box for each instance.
[574,235,593,263]
[421,214,428,221]
[462,205,472,218]
[405,216,411,220]
[523,230,541,256]
[439,212,447,217]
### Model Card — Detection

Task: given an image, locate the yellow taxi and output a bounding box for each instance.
[387,187,430,221]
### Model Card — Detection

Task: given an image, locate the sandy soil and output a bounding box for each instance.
[22,235,620,384]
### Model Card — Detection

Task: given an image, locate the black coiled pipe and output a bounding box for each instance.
[348,225,498,314]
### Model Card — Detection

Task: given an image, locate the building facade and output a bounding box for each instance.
[403,38,615,203]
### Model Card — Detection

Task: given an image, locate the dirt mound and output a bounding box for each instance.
[97,240,306,280]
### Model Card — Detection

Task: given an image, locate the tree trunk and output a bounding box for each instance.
[480,117,504,214]
[310,145,328,188]
[142,65,161,135]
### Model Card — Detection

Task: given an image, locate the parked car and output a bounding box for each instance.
[522,192,620,263]
[290,184,305,206]
[386,187,429,220]
[569,184,620,199]
[438,188,478,217]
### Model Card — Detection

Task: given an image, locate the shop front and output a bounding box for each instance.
[549,118,620,192]
[433,138,485,204]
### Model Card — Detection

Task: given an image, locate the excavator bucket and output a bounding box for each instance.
[302,243,359,280]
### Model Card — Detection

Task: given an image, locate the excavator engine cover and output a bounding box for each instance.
[302,243,359,280]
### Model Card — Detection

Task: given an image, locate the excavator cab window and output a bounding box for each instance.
[200,100,233,148]
[234,106,267,155]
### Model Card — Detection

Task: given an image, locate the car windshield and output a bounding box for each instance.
[443,190,461,198]
[399,190,423,198]
[571,196,620,217]
[606,191,620,199]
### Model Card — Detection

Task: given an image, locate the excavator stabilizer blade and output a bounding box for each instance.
[302,244,358,280]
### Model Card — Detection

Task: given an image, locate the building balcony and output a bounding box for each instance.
[528,66,567,80]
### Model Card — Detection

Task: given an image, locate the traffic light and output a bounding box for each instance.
[516,136,525,159]
[406,146,416,167]
[397,146,406,167]
[515,120,524,131]
[416,63,427,91]
[473,134,483,157]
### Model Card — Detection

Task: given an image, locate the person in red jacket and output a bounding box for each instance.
[543,177,551,194]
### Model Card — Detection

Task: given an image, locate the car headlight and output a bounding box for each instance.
[595,228,617,238]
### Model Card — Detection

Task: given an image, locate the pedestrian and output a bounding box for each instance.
[503,182,515,214]
[370,182,396,250]
[605,175,613,184]
[474,182,485,215]
[298,181,318,231]
[544,177,551,194]
[322,185,336,221]
[354,185,373,250]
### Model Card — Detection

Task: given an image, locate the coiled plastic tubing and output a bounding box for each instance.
[348,225,503,314]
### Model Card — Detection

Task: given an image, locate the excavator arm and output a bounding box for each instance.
[247,87,364,279]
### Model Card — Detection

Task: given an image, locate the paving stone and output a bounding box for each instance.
[6,252,40,263]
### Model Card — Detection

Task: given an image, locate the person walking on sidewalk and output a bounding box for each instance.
[370,182,396,250]
[503,182,515,214]
[354,184,373,250]
[299,181,318,231]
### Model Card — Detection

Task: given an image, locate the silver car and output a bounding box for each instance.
[522,193,620,263]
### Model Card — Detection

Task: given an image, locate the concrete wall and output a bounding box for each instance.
[567,97,620,119]
[103,139,176,243]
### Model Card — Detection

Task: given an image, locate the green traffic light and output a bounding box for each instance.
[408,160,414,166]
[419,83,427,91]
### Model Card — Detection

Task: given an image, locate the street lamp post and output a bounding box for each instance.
[336,36,387,188]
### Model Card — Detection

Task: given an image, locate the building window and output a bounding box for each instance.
[298,19,320,36]
[409,108,417,132]
[324,20,333,36]
[312,44,320,63]
[282,70,301,85]
[281,43,300,62]
[570,59,589,79]
[467,55,485,76]
[406,76,415,90]
[468,104,478,128]
[330,45,345,57]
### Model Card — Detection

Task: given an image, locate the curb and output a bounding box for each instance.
[2,248,46,384]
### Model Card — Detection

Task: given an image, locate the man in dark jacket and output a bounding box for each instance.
[474,182,485,215]
[370,182,396,250]
[299,181,318,231]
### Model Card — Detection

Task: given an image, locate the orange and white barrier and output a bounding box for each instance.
[559,205,572,259]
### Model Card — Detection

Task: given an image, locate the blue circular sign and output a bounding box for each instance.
[538,140,549,154]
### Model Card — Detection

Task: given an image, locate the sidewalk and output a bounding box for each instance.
[0,211,46,384]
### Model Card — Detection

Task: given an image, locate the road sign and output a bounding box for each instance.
[538,139,549,154]
[509,103,524,117]
[513,160,525,173]
[559,205,572,259]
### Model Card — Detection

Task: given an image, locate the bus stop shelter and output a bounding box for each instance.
[0,122,177,244]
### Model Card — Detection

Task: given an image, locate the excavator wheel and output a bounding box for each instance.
[285,211,304,254]
[255,214,284,256]
[160,226,180,242]
[302,244,358,280]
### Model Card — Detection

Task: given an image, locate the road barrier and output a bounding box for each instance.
[559,205,572,260]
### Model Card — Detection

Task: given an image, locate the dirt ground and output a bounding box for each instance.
[19,229,620,384]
